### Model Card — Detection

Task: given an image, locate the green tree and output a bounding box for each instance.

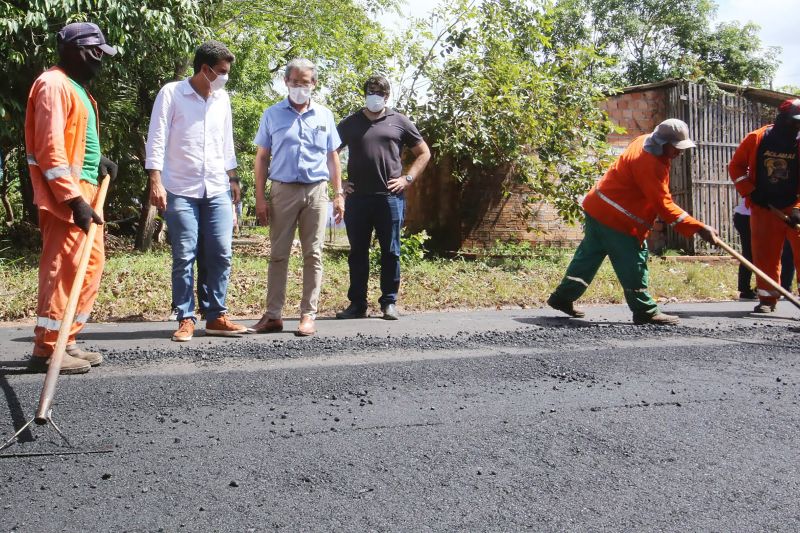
[569,0,779,87]
[0,0,211,245]
[402,0,615,228]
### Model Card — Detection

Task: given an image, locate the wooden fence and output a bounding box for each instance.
[665,82,772,254]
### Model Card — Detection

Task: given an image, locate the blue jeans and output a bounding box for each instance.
[344,193,405,307]
[165,191,233,322]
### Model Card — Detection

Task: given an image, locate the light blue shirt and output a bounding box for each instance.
[253,98,341,184]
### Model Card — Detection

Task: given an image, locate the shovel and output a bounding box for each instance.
[0,175,114,457]
[714,235,800,311]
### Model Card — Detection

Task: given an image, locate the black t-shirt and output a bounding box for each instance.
[337,109,424,194]
[754,126,800,209]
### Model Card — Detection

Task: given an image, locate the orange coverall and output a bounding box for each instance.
[729,125,800,305]
[25,67,105,357]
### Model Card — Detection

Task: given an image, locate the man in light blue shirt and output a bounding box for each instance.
[251,58,344,336]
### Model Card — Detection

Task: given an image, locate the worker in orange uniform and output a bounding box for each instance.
[25,22,117,374]
[548,119,718,325]
[729,98,800,313]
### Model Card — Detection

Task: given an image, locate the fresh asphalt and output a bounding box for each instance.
[1,301,799,532]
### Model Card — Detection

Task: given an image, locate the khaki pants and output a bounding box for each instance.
[266,180,329,319]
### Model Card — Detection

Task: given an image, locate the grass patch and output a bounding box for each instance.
[0,239,741,321]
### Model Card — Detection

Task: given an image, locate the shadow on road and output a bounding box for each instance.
[513,317,632,327]
[0,365,34,444]
[12,330,178,342]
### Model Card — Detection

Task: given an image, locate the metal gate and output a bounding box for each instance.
[665,82,772,254]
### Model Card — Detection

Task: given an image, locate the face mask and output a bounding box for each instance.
[288,86,312,105]
[204,68,229,92]
[60,46,103,82]
[365,94,386,113]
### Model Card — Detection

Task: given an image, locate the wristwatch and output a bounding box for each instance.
[404,175,414,184]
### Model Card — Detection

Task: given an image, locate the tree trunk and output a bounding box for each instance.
[17,155,37,225]
[134,180,159,251]
[135,203,159,251]
[0,151,13,224]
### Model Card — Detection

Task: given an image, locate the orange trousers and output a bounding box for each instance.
[751,204,800,306]
[33,181,105,357]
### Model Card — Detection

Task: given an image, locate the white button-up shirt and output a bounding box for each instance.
[145,78,237,198]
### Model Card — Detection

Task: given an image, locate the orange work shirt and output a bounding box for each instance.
[25,66,99,222]
[582,134,705,242]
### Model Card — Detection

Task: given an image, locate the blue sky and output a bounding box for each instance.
[381,0,797,88]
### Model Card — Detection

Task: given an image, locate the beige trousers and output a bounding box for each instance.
[266,180,329,319]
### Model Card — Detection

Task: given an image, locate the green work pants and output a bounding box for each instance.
[550,214,659,320]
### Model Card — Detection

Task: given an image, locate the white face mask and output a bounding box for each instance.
[204,69,228,92]
[288,86,313,105]
[365,94,386,113]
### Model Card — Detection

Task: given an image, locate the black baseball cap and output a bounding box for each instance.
[57,22,117,56]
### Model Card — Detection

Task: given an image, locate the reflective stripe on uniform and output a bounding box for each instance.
[26,154,38,166]
[757,289,780,297]
[43,166,71,181]
[624,287,648,293]
[734,175,749,184]
[566,276,589,287]
[75,313,90,324]
[596,189,648,226]
[36,316,62,330]
[669,212,689,228]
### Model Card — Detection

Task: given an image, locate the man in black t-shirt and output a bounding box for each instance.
[729,98,800,313]
[336,75,431,320]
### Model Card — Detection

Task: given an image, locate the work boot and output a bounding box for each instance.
[546,295,585,318]
[206,314,248,337]
[250,314,283,333]
[28,354,91,375]
[172,318,195,342]
[65,344,103,366]
[753,302,776,314]
[381,303,399,321]
[738,289,757,301]
[296,315,316,337]
[336,303,367,319]
[633,312,680,326]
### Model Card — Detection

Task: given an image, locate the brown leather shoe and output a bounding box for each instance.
[28,354,91,375]
[250,314,283,334]
[172,318,195,342]
[296,315,316,337]
[206,314,248,337]
[66,343,103,366]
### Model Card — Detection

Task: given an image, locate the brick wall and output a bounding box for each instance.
[600,89,666,149]
[405,156,583,251]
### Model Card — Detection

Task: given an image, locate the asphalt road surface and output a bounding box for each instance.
[1,302,799,532]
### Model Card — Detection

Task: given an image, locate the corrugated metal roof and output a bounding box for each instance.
[612,78,799,105]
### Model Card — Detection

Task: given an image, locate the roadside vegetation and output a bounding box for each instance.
[0,230,739,322]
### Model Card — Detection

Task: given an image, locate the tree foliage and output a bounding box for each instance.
[569,0,780,87]
[0,0,212,225]
[401,0,616,223]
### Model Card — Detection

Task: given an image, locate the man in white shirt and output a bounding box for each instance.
[145,40,248,342]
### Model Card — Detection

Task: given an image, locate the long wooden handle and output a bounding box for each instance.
[36,176,111,423]
[715,235,800,311]
[768,205,800,232]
